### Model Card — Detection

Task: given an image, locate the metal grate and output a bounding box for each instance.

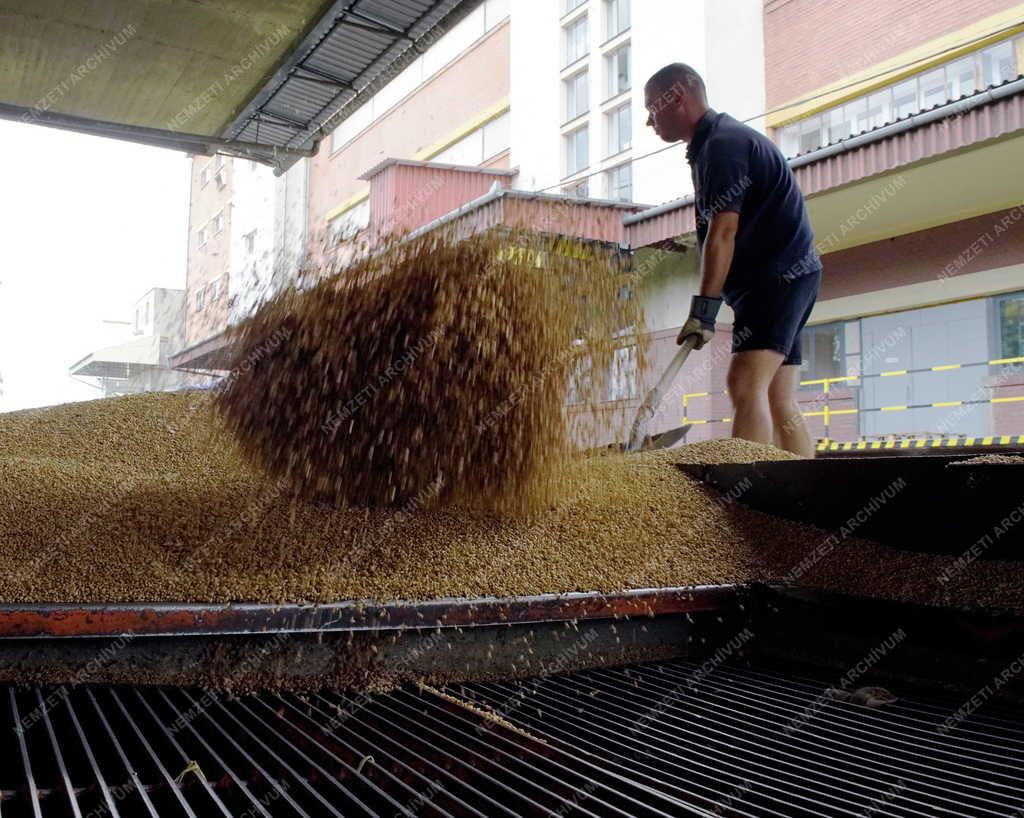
[2,659,1022,816]
[454,659,1024,817]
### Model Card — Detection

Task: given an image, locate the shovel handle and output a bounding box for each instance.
[625,335,698,453]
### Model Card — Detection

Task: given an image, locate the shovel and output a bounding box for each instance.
[606,335,697,453]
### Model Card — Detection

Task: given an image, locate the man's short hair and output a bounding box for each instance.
[645,63,707,102]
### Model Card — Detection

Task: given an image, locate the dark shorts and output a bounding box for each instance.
[725,267,821,366]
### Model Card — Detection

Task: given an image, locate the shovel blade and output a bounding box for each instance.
[592,424,692,455]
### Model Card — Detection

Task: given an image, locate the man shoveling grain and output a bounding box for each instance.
[644,63,821,457]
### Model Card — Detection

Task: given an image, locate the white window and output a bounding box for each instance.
[198,226,208,247]
[606,162,632,201]
[199,167,209,187]
[797,115,825,155]
[892,78,918,119]
[605,44,630,98]
[214,211,225,234]
[331,102,373,154]
[215,154,225,170]
[605,0,629,39]
[195,288,205,312]
[778,124,799,158]
[564,178,590,198]
[485,0,510,28]
[565,125,589,176]
[144,302,150,325]
[245,230,256,255]
[606,103,631,156]
[945,55,977,101]
[332,200,371,243]
[482,111,511,158]
[210,279,221,303]
[844,97,869,135]
[827,106,851,144]
[565,0,586,12]
[982,40,1016,86]
[564,70,589,121]
[215,170,226,190]
[432,112,510,165]
[433,130,483,165]
[564,16,588,66]
[919,67,947,109]
[864,89,893,131]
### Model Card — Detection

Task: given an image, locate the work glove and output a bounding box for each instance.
[677,295,722,349]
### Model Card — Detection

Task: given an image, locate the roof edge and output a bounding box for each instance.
[358,157,517,181]
[624,77,1024,227]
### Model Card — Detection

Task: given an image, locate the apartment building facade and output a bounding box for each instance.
[509,0,765,205]
[172,152,308,371]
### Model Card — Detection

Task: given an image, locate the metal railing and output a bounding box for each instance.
[682,354,1024,441]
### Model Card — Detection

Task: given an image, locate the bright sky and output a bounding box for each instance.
[0,120,190,412]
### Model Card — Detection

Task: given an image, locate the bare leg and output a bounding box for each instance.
[769,364,815,457]
[727,350,785,446]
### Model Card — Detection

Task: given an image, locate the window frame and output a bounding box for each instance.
[605,0,629,40]
[605,102,631,158]
[563,178,590,198]
[799,321,847,389]
[563,69,590,123]
[563,14,589,68]
[604,43,631,101]
[564,124,590,177]
[605,161,632,202]
[606,343,638,402]
[994,290,1024,361]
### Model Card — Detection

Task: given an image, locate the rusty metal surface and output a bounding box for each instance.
[0,585,741,640]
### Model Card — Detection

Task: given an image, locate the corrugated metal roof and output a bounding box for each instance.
[69,336,165,379]
[224,0,486,165]
[0,0,484,171]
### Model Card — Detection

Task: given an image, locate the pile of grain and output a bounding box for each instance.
[0,390,1021,612]
[953,454,1024,465]
[215,228,640,513]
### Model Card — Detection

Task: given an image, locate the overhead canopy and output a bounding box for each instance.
[0,0,481,170]
[69,335,164,379]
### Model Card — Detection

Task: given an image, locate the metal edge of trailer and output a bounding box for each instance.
[676,455,1024,557]
[0,584,742,639]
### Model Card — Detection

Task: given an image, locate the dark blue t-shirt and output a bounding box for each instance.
[687,110,821,299]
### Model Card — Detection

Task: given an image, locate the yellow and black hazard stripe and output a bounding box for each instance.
[816,435,1024,452]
